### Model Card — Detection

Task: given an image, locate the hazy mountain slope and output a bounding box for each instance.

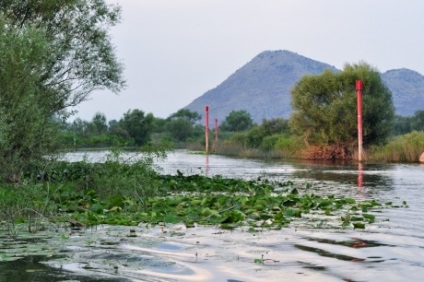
[184,50,338,123]
[381,69,424,116]
[184,50,424,123]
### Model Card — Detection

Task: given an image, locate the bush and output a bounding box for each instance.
[274,136,305,158]
[369,131,424,162]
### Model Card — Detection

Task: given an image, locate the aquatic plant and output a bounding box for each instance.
[369,131,424,162]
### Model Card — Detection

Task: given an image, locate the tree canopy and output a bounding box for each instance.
[0,0,125,111]
[0,0,124,180]
[221,110,254,132]
[119,109,154,146]
[289,63,394,157]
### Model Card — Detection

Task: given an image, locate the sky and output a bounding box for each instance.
[72,0,424,122]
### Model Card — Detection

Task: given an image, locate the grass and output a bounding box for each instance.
[202,131,424,163]
[368,131,424,162]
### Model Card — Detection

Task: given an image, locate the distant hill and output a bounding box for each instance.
[184,50,424,123]
[381,69,424,116]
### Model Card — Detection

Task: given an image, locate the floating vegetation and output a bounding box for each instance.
[0,162,405,235]
[63,171,388,230]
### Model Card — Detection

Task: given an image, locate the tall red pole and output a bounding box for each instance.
[205,106,209,154]
[356,80,363,162]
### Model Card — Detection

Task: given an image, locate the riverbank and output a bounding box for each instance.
[186,131,424,163]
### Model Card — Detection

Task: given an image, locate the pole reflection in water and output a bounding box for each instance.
[205,154,209,176]
[357,163,363,188]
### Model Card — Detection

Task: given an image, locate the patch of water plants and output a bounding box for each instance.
[0,159,403,235]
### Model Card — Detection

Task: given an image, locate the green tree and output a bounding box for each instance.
[89,112,108,135]
[167,118,193,141]
[0,0,124,111]
[411,110,424,131]
[221,110,254,132]
[290,63,394,154]
[0,1,124,179]
[119,109,154,146]
[165,109,201,141]
[0,17,61,180]
[70,118,90,136]
[246,118,290,148]
[393,115,412,136]
[169,109,201,125]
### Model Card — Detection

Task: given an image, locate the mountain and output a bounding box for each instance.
[184,50,424,123]
[381,69,424,116]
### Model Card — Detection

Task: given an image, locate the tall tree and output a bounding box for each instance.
[168,109,201,125]
[290,62,394,157]
[0,0,124,180]
[119,109,154,146]
[221,110,253,132]
[411,110,424,131]
[0,0,125,112]
[0,17,59,180]
[90,112,108,135]
[166,109,201,141]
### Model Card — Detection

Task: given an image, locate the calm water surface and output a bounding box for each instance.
[1,150,423,281]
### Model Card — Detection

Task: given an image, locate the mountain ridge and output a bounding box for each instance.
[184,50,424,123]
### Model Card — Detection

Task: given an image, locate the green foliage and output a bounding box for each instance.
[90,113,108,135]
[369,131,424,162]
[273,135,305,158]
[221,110,254,132]
[60,108,206,149]
[0,0,124,180]
[119,109,154,146]
[0,16,61,180]
[0,0,125,109]
[392,110,424,136]
[167,118,194,141]
[411,110,424,131]
[168,109,201,125]
[290,63,394,149]
[246,118,290,148]
[165,109,203,142]
[393,115,413,136]
[0,162,391,231]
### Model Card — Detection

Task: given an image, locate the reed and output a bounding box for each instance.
[368,131,424,162]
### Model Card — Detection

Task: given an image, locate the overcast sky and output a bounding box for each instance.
[73,0,424,122]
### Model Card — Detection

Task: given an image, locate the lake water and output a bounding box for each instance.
[1,150,424,282]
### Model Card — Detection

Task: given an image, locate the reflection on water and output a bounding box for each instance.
[357,163,363,188]
[0,255,129,282]
[2,150,424,281]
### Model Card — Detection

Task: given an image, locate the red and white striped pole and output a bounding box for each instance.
[356,80,363,162]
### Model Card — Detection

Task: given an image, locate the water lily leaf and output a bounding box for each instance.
[362,213,375,223]
[254,258,264,264]
[274,212,289,224]
[220,223,236,230]
[164,214,181,224]
[353,222,365,229]
[282,199,296,207]
[290,188,299,195]
[344,198,356,204]
[284,209,301,217]
[318,200,332,208]
[221,210,245,223]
